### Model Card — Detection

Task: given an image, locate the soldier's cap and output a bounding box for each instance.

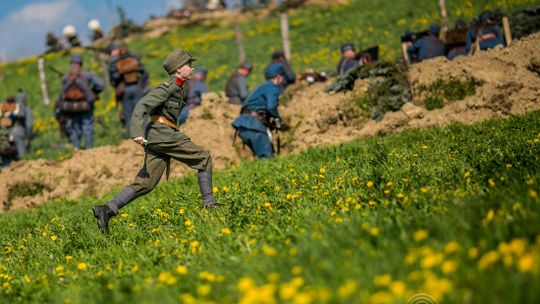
[341,43,355,53]
[480,11,494,22]
[108,43,125,53]
[70,54,83,64]
[239,63,253,71]
[6,96,15,103]
[195,67,207,76]
[428,23,441,35]
[271,50,285,60]
[265,63,285,79]
[454,19,467,30]
[162,48,196,74]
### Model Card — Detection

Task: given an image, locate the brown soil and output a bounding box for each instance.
[2,32,539,213]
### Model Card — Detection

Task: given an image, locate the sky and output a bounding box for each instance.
[0,0,185,61]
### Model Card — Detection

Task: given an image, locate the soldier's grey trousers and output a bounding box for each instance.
[107,136,212,214]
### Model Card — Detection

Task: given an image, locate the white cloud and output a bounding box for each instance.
[0,0,89,60]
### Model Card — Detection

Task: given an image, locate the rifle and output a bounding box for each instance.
[48,66,64,78]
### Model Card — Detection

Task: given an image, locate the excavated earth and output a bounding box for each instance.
[1,32,539,213]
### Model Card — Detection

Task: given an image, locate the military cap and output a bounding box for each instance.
[271,50,285,60]
[162,48,196,74]
[428,23,441,35]
[341,43,355,53]
[265,63,285,79]
[480,11,494,22]
[195,67,207,76]
[70,54,83,64]
[239,63,253,71]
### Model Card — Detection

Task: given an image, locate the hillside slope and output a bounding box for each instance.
[1,32,539,212]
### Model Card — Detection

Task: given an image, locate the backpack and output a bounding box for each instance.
[0,102,17,127]
[116,54,140,84]
[61,73,91,113]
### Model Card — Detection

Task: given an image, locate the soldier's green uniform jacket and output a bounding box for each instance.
[130,76,188,143]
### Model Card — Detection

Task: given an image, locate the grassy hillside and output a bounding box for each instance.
[0,0,537,161]
[0,110,539,303]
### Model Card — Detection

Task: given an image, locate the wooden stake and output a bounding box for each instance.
[235,19,246,64]
[502,16,512,46]
[401,42,410,65]
[439,0,448,35]
[280,11,292,62]
[37,57,50,106]
[98,53,111,93]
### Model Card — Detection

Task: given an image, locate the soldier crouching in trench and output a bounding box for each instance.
[92,48,221,234]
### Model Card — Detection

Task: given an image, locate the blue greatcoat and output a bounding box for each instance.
[60,70,104,149]
[465,26,505,53]
[232,80,282,158]
[407,35,446,62]
[179,77,208,125]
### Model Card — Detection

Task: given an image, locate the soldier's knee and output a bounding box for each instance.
[203,152,212,171]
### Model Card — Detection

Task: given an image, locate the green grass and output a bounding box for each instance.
[0,0,537,161]
[0,110,539,303]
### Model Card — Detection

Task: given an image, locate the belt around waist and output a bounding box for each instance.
[151,115,178,131]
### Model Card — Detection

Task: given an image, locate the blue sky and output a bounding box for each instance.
[0,0,184,61]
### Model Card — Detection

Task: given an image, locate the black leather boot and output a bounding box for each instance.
[197,169,222,208]
[92,204,115,234]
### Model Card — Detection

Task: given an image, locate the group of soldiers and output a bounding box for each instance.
[406,10,506,63]
[0,90,34,167]
[46,20,105,53]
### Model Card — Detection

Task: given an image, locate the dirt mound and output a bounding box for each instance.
[1,32,540,213]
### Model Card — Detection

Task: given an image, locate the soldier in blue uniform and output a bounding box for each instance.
[465,11,505,53]
[58,55,104,149]
[232,63,284,158]
[336,43,359,75]
[109,44,149,135]
[179,67,208,124]
[407,24,446,62]
[264,50,295,88]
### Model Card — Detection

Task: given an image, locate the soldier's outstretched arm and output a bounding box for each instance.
[130,86,168,139]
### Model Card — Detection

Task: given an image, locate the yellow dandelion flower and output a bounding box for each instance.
[413,229,428,242]
[337,279,357,298]
[441,260,457,274]
[50,235,58,241]
[518,254,535,273]
[221,227,231,235]
[367,181,374,187]
[197,284,211,296]
[237,277,255,291]
[176,265,188,275]
[262,244,277,257]
[444,241,460,254]
[77,262,88,271]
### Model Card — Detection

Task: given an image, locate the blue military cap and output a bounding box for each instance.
[341,43,355,53]
[239,62,253,71]
[428,23,441,35]
[195,67,207,76]
[70,54,83,64]
[480,11,494,22]
[265,63,285,79]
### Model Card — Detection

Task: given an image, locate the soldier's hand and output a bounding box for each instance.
[274,118,282,130]
[133,136,146,145]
